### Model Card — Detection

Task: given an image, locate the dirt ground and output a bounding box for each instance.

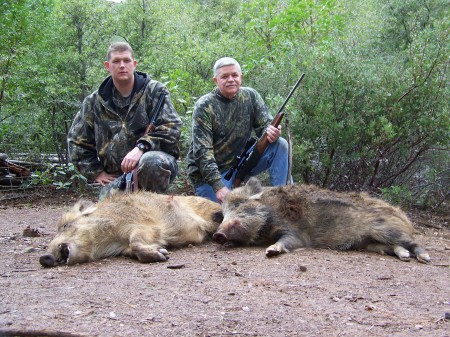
[0,187,449,337]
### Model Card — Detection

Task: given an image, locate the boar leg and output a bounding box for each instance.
[366,244,411,261]
[121,246,168,262]
[128,229,169,263]
[401,243,430,263]
[129,242,169,263]
[365,243,430,263]
[393,245,412,261]
[366,243,394,255]
[266,243,291,257]
[412,246,430,263]
[266,231,309,257]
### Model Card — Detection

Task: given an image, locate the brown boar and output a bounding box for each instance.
[40,192,223,267]
[213,177,430,263]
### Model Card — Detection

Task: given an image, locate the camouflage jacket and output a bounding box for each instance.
[186,87,271,192]
[68,71,181,182]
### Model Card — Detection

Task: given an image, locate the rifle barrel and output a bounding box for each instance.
[276,73,305,115]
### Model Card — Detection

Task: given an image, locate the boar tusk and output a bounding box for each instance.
[249,192,263,200]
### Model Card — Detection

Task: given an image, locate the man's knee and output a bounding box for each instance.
[138,151,177,192]
[276,137,289,153]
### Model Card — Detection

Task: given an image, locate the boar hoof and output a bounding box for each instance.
[416,253,431,264]
[393,246,411,262]
[265,244,288,258]
[212,232,228,245]
[414,247,431,264]
[136,248,169,263]
[40,253,57,268]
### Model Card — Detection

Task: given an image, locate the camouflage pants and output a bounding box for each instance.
[99,151,178,200]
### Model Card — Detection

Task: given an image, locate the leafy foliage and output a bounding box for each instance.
[0,0,448,208]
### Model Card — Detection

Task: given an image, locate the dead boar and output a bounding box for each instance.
[213,177,430,263]
[40,192,223,267]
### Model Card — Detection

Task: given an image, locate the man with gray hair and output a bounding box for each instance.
[186,57,290,203]
[68,42,181,199]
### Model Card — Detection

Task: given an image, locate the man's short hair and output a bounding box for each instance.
[107,42,134,61]
[213,57,242,77]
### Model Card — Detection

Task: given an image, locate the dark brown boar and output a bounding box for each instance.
[213,177,430,263]
[40,192,223,267]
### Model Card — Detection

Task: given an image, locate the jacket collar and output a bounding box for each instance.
[98,71,150,108]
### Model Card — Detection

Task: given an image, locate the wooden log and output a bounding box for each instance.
[0,159,32,177]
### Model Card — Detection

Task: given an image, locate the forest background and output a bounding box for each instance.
[0,0,448,210]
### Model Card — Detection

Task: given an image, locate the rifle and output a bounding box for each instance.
[225,73,305,188]
[145,90,167,134]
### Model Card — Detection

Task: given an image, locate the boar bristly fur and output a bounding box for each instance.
[40,192,223,267]
[213,177,430,263]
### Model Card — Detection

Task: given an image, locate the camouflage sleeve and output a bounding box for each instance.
[191,98,224,191]
[67,94,104,182]
[138,83,182,159]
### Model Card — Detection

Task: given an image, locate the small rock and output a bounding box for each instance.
[23,247,41,253]
[23,226,42,237]
[365,304,375,311]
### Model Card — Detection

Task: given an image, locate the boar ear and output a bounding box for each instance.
[73,200,97,216]
[244,177,263,195]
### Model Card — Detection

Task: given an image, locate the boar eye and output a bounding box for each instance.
[233,202,240,208]
[62,223,69,229]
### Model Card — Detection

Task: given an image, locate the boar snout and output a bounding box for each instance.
[213,219,246,245]
[213,232,228,245]
[40,242,70,267]
[40,253,57,268]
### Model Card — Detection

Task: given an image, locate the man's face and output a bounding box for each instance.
[104,51,136,84]
[213,65,242,99]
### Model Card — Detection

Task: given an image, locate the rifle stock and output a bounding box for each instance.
[254,111,285,155]
[231,73,305,188]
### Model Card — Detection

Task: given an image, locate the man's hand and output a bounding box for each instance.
[216,186,230,204]
[121,147,144,173]
[266,125,281,143]
[95,171,118,186]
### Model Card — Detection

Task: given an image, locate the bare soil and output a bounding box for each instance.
[0,187,449,337]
